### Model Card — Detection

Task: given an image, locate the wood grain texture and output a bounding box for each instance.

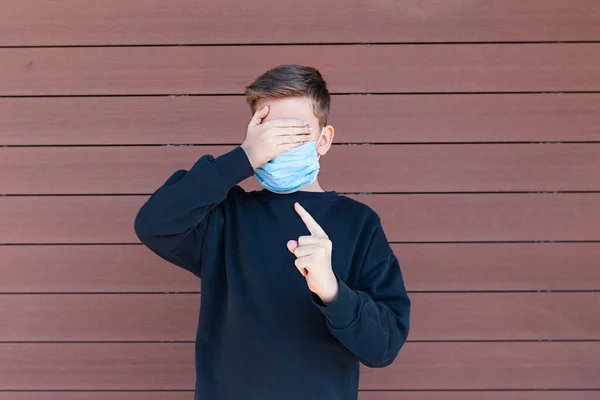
[1,342,598,389]
[358,394,600,400]
[2,0,598,395]
[2,44,600,96]
[0,245,198,293]
[2,194,599,244]
[2,243,599,293]
[1,393,599,400]
[3,144,600,194]
[1,0,599,46]
[1,293,598,341]
[3,94,600,145]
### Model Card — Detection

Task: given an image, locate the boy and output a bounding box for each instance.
[134,64,411,400]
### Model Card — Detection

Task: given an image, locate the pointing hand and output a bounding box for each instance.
[287,202,339,303]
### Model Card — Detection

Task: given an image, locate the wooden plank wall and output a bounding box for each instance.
[1,1,600,398]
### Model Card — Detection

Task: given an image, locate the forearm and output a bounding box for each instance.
[312,277,410,368]
[134,146,253,254]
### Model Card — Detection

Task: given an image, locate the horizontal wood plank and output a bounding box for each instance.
[1,194,599,244]
[2,44,600,96]
[1,293,598,341]
[2,243,599,293]
[3,144,600,194]
[358,393,600,400]
[3,94,600,145]
[1,392,599,400]
[1,0,599,46]
[0,342,597,389]
[0,245,198,293]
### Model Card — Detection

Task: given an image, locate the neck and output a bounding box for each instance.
[299,179,325,192]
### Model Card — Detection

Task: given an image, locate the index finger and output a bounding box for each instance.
[262,118,309,127]
[294,202,328,237]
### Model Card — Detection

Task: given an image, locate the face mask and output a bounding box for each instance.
[255,127,325,194]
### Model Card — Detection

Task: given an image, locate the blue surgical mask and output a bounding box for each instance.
[255,127,325,194]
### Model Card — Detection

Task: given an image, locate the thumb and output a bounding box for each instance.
[250,104,269,126]
[287,239,298,254]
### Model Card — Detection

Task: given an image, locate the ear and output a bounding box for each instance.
[317,125,335,157]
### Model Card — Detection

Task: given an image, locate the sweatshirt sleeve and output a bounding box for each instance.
[133,146,255,278]
[310,223,411,368]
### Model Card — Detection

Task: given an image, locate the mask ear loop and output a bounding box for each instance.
[316,127,325,160]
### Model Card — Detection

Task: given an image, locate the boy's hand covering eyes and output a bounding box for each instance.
[241,104,314,169]
[287,202,339,304]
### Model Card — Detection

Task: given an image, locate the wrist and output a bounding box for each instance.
[240,143,258,170]
[312,278,360,330]
[213,146,255,189]
[319,275,340,304]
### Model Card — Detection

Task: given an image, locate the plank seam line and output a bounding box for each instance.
[2,240,600,246]
[1,40,600,49]
[0,290,598,295]
[0,389,598,392]
[5,191,600,197]
[3,91,600,98]
[1,339,599,343]
[5,141,600,147]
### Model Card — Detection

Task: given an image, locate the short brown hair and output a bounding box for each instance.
[244,64,331,129]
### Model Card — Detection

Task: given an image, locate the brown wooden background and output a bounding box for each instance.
[1,1,600,398]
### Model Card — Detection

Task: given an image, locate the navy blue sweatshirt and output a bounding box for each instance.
[133,146,411,400]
